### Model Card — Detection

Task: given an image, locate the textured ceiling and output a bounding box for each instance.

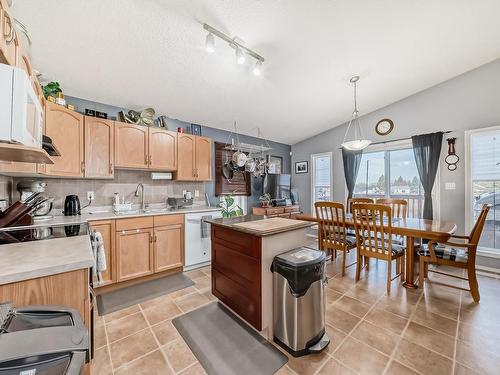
[11,0,500,144]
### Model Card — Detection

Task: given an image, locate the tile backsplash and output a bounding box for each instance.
[12,170,206,209]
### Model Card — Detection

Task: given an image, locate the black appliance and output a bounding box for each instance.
[263,174,291,200]
[0,223,87,245]
[0,303,89,375]
[63,195,81,216]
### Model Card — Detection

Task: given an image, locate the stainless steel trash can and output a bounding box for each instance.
[272,247,330,357]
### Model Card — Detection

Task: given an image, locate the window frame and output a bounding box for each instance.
[465,125,500,258]
[348,140,440,220]
[311,152,333,213]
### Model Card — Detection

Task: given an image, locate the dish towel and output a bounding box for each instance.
[201,215,212,238]
[92,230,107,286]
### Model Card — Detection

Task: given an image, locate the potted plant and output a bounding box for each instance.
[41,81,62,100]
[259,193,272,208]
[217,195,244,218]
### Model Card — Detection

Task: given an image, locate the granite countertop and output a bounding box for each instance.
[0,235,94,285]
[205,215,315,236]
[31,205,222,227]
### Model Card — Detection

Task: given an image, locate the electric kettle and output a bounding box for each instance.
[63,195,81,216]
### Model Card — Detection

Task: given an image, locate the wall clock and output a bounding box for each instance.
[375,118,394,136]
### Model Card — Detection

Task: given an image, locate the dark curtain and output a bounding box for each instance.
[342,148,363,210]
[412,132,443,220]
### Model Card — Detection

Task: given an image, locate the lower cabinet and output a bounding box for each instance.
[154,224,183,272]
[106,214,185,285]
[116,227,154,282]
[89,220,115,286]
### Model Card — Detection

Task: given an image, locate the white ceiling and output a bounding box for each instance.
[12,0,500,144]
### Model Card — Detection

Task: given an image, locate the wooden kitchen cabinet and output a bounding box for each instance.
[116,227,154,282]
[153,214,184,272]
[149,127,177,170]
[154,224,183,272]
[89,220,116,287]
[84,116,114,178]
[43,101,85,177]
[114,122,149,169]
[176,134,212,181]
[0,0,18,66]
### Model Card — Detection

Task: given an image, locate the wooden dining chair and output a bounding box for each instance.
[352,203,405,293]
[348,197,374,213]
[315,202,357,276]
[418,204,491,302]
[376,198,408,245]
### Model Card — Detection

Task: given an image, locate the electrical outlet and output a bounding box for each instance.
[87,191,95,201]
[194,190,200,197]
[182,190,187,196]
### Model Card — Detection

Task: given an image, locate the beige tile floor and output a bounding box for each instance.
[92,253,500,375]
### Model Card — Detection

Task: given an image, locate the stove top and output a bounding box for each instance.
[0,223,89,245]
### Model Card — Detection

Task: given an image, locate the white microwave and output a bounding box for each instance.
[0,63,43,148]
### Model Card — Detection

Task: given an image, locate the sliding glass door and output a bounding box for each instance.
[467,127,500,253]
[311,152,332,211]
[354,146,424,218]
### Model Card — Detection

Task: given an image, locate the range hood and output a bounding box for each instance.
[42,135,61,156]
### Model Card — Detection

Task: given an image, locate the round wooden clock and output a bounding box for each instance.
[375,118,394,136]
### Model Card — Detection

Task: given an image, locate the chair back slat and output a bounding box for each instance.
[469,204,491,245]
[348,197,374,213]
[315,201,348,251]
[376,198,408,219]
[352,203,393,259]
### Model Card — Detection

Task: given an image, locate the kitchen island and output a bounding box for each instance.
[205,215,315,337]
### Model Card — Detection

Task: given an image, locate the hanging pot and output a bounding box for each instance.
[232,151,248,167]
[221,151,234,180]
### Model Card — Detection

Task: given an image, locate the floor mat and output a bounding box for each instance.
[173,302,288,375]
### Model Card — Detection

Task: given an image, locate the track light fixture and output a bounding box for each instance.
[203,23,264,75]
[205,33,215,53]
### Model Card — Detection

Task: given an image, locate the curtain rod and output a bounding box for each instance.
[338,130,453,149]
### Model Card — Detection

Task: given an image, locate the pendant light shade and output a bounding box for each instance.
[205,33,215,53]
[341,76,372,151]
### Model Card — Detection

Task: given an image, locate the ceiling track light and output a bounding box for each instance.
[203,23,264,73]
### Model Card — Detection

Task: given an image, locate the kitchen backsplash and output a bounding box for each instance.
[0,175,12,202]
[12,170,206,209]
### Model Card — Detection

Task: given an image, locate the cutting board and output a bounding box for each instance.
[231,217,310,235]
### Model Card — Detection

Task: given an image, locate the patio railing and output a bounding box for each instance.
[353,194,424,218]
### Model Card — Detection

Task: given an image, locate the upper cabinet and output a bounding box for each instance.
[149,128,177,171]
[176,134,212,181]
[115,122,149,169]
[84,116,114,178]
[44,101,84,177]
[115,124,179,171]
[0,0,18,66]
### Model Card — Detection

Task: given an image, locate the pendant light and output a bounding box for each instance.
[205,33,215,53]
[341,76,372,151]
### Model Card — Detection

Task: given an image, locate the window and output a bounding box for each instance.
[311,152,332,210]
[466,127,500,253]
[354,146,424,218]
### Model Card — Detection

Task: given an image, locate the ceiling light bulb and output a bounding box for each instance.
[235,47,246,65]
[253,61,262,76]
[205,33,215,53]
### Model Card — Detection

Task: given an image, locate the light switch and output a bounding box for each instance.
[445,182,456,190]
[194,190,200,197]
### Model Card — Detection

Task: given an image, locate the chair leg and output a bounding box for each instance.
[419,259,425,288]
[401,254,405,282]
[342,250,347,276]
[424,262,429,277]
[467,265,480,303]
[355,252,361,282]
[396,257,401,277]
[365,256,370,270]
[386,259,392,293]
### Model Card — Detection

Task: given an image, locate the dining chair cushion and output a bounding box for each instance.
[325,235,357,247]
[362,240,405,256]
[418,244,468,263]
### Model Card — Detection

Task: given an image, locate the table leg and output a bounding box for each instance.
[403,235,418,289]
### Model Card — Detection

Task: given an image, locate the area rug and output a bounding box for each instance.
[96,273,194,315]
[172,302,288,375]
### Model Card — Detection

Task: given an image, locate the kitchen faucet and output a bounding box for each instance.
[134,183,145,210]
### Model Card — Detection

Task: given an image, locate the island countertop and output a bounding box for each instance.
[205,215,315,236]
[0,235,94,285]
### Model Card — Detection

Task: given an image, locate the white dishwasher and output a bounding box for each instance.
[184,209,222,271]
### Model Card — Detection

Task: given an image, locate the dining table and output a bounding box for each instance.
[295,214,457,288]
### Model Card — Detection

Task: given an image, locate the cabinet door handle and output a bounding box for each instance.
[109,163,113,174]
[149,155,152,165]
[4,11,15,44]
[149,234,154,243]
[154,235,157,242]
[145,155,148,165]
[81,161,85,173]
